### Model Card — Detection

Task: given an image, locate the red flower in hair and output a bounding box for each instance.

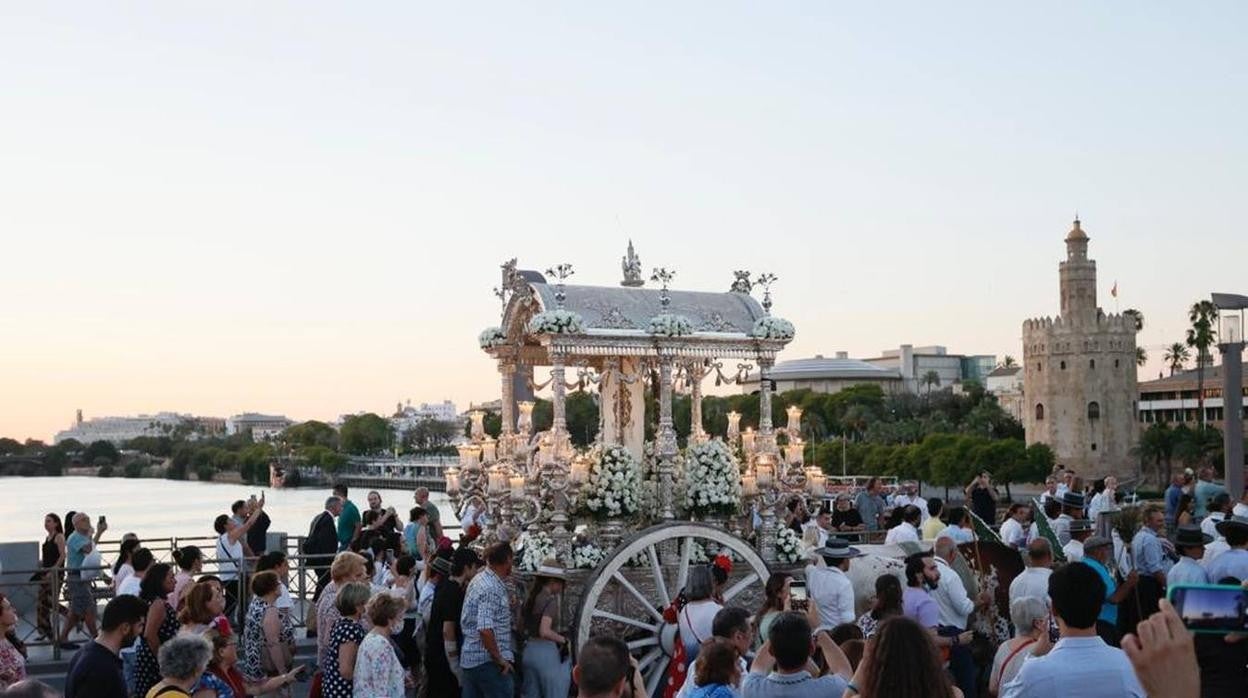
[713,554,733,575]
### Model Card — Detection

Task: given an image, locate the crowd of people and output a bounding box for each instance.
[1,467,1247,698]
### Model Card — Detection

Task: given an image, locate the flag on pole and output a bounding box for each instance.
[1110,281,1118,298]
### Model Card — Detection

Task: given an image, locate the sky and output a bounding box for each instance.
[3,2,1247,442]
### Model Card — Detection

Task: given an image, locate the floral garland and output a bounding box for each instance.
[478,326,507,349]
[684,439,742,517]
[570,541,607,569]
[775,526,804,564]
[518,530,557,572]
[646,313,693,337]
[584,444,643,518]
[528,309,585,335]
[750,316,795,340]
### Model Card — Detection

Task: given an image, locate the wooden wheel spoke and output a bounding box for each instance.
[627,637,659,651]
[636,647,663,671]
[612,571,665,623]
[647,544,670,607]
[592,608,659,632]
[645,657,671,697]
[675,536,693,592]
[722,571,761,603]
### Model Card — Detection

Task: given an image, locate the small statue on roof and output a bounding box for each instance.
[729,270,752,294]
[621,240,644,287]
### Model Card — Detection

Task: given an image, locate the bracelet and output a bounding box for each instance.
[845,682,860,695]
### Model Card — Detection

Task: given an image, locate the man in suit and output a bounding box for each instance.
[305,496,342,602]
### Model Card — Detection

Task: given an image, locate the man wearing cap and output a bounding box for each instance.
[428,546,483,696]
[1166,525,1212,587]
[1052,491,1085,546]
[804,538,860,632]
[1206,515,1248,583]
[1062,519,1096,563]
[1080,535,1137,647]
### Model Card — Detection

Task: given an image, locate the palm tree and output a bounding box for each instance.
[998,355,1018,368]
[1164,342,1191,376]
[1124,308,1144,332]
[1135,346,1148,368]
[1186,301,1219,430]
[921,370,941,395]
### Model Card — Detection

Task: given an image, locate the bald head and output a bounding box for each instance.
[1026,538,1052,567]
[934,536,957,560]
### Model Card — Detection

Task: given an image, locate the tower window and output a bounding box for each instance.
[1115,359,1120,368]
[1037,363,1042,371]
[1060,361,1066,370]
[1088,401,1100,420]
[1035,403,1045,421]
[1091,443,1097,451]
[1090,359,1096,369]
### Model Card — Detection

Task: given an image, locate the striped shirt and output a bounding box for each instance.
[460,568,513,669]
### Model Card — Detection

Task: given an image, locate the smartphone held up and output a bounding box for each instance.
[1167,583,1248,634]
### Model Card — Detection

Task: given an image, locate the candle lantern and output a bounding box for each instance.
[509,474,526,500]
[785,405,803,434]
[470,410,486,442]
[457,444,475,468]
[444,466,461,496]
[517,401,535,436]
[481,437,497,463]
[755,462,774,489]
[785,439,804,465]
[487,467,508,495]
[726,411,742,444]
[741,473,758,498]
[742,427,756,454]
[570,456,589,485]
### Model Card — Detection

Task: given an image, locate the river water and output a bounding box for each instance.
[0,476,452,545]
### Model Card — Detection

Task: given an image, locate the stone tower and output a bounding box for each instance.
[1022,219,1138,478]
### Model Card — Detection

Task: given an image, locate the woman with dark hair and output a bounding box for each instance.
[856,574,904,638]
[35,512,66,640]
[133,563,178,697]
[112,537,142,594]
[178,581,229,636]
[846,615,960,698]
[0,592,25,689]
[239,571,293,693]
[753,572,791,650]
[1175,493,1195,527]
[520,560,571,698]
[170,546,203,611]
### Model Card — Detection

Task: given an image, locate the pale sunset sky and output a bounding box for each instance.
[3,3,1247,442]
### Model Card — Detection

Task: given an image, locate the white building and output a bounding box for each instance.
[55,410,188,445]
[741,353,904,395]
[862,344,997,393]
[225,413,294,440]
[390,400,462,435]
[985,365,1025,421]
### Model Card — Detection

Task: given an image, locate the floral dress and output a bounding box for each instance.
[0,637,26,689]
[323,616,366,698]
[352,632,405,697]
[133,599,179,697]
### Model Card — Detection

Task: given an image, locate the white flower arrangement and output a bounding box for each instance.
[570,541,607,569]
[584,444,643,518]
[750,316,795,340]
[683,439,742,517]
[646,313,694,337]
[518,530,557,572]
[775,526,804,564]
[528,309,585,335]
[641,441,686,518]
[478,326,507,349]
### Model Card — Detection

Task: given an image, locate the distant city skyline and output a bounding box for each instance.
[4,3,1247,442]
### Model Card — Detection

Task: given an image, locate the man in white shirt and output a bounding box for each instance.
[998,504,1031,549]
[1040,476,1059,504]
[931,536,988,698]
[892,482,929,524]
[1087,477,1118,524]
[1001,561,1145,697]
[802,505,833,549]
[1201,493,1231,540]
[1063,519,1095,563]
[804,539,861,632]
[115,548,153,598]
[1052,491,1085,545]
[884,505,922,545]
[1009,538,1053,607]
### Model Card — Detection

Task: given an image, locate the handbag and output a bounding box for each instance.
[261,639,293,676]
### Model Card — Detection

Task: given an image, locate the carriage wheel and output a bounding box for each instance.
[573,521,770,697]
